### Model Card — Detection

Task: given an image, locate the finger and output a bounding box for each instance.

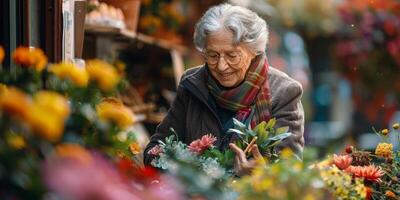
[229,143,247,163]
[234,156,241,174]
[251,145,263,159]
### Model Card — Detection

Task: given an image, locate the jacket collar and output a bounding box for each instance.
[181,65,210,103]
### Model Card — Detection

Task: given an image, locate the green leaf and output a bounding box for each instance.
[268,132,292,142]
[227,129,245,136]
[276,126,289,135]
[265,118,276,130]
[232,118,246,130]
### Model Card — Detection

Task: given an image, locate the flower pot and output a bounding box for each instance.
[100,0,141,32]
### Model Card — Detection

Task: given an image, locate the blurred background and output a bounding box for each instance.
[1,0,400,155]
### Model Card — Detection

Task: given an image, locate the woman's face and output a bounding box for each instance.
[205,29,256,87]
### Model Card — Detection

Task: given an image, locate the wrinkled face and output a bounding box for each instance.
[205,29,256,87]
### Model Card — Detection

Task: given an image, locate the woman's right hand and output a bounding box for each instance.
[229,143,264,176]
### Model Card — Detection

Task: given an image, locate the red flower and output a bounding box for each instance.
[188,134,217,154]
[148,145,164,156]
[345,165,385,182]
[333,154,353,170]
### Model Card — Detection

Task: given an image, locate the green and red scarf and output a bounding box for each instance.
[207,53,271,128]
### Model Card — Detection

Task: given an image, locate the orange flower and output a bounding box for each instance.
[385,190,396,199]
[129,142,141,155]
[344,165,384,182]
[0,86,32,120]
[49,62,89,87]
[333,154,352,170]
[12,46,48,71]
[86,59,120,91]
[96,98,135,128]
[0,46,5,64]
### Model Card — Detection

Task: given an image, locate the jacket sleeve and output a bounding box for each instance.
[271,81,305,157]
[143,83,188,166]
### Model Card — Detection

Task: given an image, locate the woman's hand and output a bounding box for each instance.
[229,143,264,176]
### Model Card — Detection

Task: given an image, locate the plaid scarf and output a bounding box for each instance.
[207,54,271,128]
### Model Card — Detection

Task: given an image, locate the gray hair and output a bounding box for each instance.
[193,3,268,54]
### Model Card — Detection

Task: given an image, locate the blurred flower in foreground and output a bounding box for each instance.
[188,134,217,154]
[44,148,142,200]
[96,98,135,129]
[129,142,141,155]
[44,145,183,200]
[86,59,120,91]
[0,46,4,63]
[0,86,32,120]
[12,46,47,71]
[49,62,89,87]
[24,91,69,142]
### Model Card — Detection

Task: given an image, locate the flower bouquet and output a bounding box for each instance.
[0,46,147,199]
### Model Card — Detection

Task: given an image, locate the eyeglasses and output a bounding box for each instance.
[204,51,242,66]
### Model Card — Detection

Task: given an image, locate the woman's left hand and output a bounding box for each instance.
[229,143,264,176]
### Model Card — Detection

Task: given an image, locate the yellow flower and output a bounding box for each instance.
[380,128,389,136]
[12,46,48,71]
[33,91,70,120]
[129,142,141,155]
[55,143,93,165]
[96,98,135,128]
[86,59,120,91]
[0,46,5,64]
[393,123,399,130]
[280,148,294,159]
[385,190,396,199]
[375,142,393,158]
[6,133,26,150]
[0,86,32,120]
[24,104,65,142]
[49,62,89,87]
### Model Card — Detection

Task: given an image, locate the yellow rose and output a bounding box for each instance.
[33,91,70,120]
[86,59,120,91]
[55,143,93,165]
[12,46,48,71]
[0,46,4,64]
[49,62,89,87]
[96,98,135,128]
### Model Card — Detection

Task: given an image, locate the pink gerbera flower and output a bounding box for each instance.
[148,145,164,156]
[188,134,217,154]
[333,154,353,170]
[344,165,385,182]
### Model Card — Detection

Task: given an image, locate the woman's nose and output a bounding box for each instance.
[216,57,229,71]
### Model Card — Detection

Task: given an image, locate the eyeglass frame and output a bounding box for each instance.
[202,50,243,67]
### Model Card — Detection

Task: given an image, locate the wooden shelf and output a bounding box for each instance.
[84,24,187,53]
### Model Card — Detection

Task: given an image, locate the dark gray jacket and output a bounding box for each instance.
[144,65,304,165]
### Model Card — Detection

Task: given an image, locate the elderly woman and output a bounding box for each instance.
[144,4,304,175]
